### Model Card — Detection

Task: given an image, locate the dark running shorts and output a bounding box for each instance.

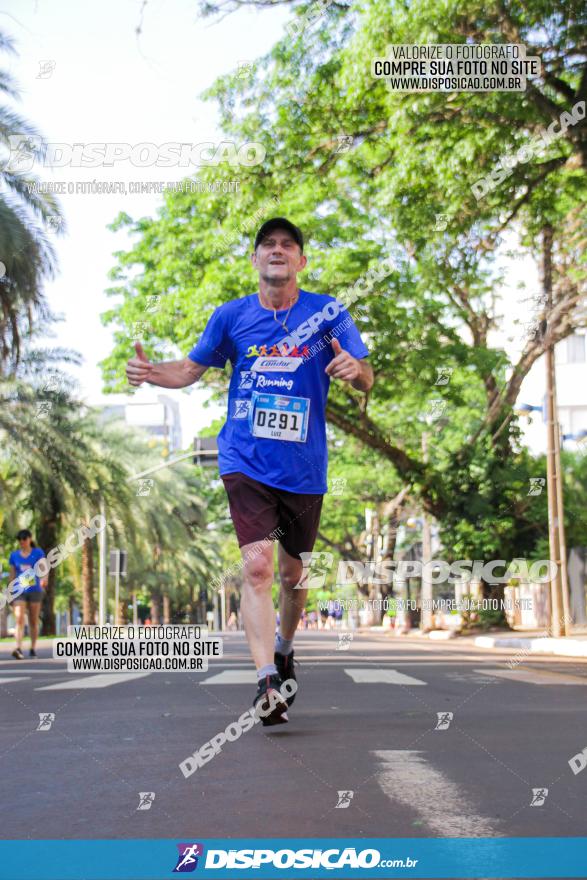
[12,591,43,605]
[221,471,324,559]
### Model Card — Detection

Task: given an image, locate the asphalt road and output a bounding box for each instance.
[1,630,586,871]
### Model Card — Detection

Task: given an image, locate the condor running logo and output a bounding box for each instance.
[173,843,204,872]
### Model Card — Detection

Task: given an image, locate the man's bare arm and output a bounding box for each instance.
[126,343,208,388]
[350,359,374,393]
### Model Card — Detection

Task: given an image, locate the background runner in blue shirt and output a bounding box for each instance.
[9,529,47,659]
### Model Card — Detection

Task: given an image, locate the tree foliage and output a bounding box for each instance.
[99,0,586,563]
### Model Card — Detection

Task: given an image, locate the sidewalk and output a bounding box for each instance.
[472,628,587,658]
[363,625,587,658]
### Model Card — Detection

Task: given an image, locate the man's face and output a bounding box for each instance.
[251,229,307,285]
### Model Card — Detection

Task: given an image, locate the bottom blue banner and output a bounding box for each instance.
[0,837,586,879]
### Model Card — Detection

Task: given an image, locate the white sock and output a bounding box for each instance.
[257,663,278,680]
[275,633,294,655]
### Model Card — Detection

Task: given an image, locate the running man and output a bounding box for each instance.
[9,530,48,659]
[126,218,373,724]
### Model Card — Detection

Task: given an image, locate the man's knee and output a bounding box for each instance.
[243,557,274,592]
[279,561,304,591]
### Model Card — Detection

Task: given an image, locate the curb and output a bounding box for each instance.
[474,635,587,657]
[428,630,457,640]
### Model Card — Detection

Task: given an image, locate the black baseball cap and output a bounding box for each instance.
[254,217,304,252]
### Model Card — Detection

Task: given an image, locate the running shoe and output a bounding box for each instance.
[274,649,297,706]
[253,674,289,726]
[29,649,37,658]
[11,648,24,660]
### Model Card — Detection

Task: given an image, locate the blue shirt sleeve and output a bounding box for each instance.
[9,551,16,566]
[188,307,233,368]
[327,304,369,360]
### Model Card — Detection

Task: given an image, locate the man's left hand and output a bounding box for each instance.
[325,338,361,382]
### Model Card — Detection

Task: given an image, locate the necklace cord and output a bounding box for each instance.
[260,290,298,333]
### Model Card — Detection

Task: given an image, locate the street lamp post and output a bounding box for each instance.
[515,398,574,636]
[543,226,570,637]
[515,228,571,636]
[98,499,107,625]
[517,397,570,636]
[543,347,566,635]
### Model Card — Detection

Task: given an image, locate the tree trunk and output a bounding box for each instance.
[37,510,59,636]
[381,487,410,612]
[150,592,161,625]
[163,592,171,624]
[0,605,8,638]
[81,535,96,624]
[483,580,508,627]
[368,511,382,624]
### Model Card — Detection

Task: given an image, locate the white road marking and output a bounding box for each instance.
[0,669,67,674]
[445,672,499,684]
[373,749,500,837]
[0,659,64,665]
[474,668,587,685]
[344,668,427,685]
[200,670,256,685]
[0,676,30,684]
[36,672,152,690]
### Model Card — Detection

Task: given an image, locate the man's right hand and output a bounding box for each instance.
[126,342,154,387]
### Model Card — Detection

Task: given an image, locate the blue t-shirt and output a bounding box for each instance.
[188,290,369,493]
[9,547,46,594]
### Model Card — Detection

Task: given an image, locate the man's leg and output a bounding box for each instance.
[275,489,323,648]
[240,540,276,670]
[221,473,281,672]
[240,539,290,725]
[220,472,301,725]
[277,544,307,640]
[271,546,307,708]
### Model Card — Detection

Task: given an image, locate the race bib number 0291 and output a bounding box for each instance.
[249,392,310,443]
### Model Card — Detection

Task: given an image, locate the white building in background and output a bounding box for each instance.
[516,332,587,455]
[515,331,587,627]
[92,391,183,452]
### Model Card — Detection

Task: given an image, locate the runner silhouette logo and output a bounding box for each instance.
[298,551,334,589]
[173,843,204,872]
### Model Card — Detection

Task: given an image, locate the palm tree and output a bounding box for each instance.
[0,358,97,631]
[60,414,138,624]
[0,352,224,630]
[64,417,223,626]
[121,448,222,624]
[0,31,65,371]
